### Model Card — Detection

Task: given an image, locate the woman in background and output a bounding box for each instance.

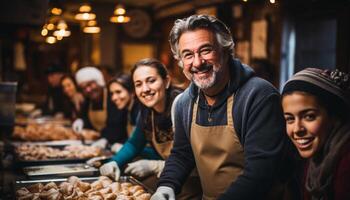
[60,75,85,120]
[108,73,158,157]
[282,68,350,200]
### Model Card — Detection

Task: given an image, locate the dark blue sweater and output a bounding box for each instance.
[158,59,295,199]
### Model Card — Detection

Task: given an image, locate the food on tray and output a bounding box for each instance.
[16,176,151,200]
[13,123,99,141]
[16,144,102,161]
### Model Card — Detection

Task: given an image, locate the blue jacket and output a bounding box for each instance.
[158,59,295,199]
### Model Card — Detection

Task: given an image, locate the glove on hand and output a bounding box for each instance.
[124,160,165,178]
[99,161,120,180]
[72,118,84,133]
[110,142,123,153]
[150,186,175,200]
[91,138,108,149]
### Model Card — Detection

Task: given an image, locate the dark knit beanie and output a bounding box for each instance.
[282,68,350,115]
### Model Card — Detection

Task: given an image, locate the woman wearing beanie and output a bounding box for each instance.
[282,68,350,200]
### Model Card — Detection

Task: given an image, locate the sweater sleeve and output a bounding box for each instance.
[157,94,196,194]
[219,89,289,200]
[110,126,147,168]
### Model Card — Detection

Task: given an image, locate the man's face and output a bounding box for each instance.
[47,73,63,87]
[79,80,103,101]
[178,29,226,90]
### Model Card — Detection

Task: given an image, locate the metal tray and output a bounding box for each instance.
[23,164,99,179]
[15,176,154,194]
[11,139,94,147]
[15,116,71,126]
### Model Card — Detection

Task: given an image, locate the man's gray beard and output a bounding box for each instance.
[192,70,217,89]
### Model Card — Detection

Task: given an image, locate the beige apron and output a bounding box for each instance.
[191,95,244,200]
[148,110,202,200]
[150,110,173,159]
[88,89,107,131]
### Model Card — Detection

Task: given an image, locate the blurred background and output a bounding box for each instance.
[0,0,349,106]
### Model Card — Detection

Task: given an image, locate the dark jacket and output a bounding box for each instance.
[158,59,296,199]
[81,92,128,144]
[42,86,70,116]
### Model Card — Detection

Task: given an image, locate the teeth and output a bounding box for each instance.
[295,138,313,145]
[143,94,154,100]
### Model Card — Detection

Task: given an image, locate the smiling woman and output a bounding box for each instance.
[282,68,350,200]
[99,58,202,199]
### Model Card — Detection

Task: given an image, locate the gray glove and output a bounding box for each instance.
[124,159,165,178]
[110,142,123,153]
[150,186,175,200]
[99,161,120,180]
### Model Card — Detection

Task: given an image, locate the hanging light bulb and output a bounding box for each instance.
[51,7,62,15]
[79,4,91,12]
[110,15,130,23]
[83,20,100,34]
[56,35,63,41]
[110,3,130,23]
[75,4,96,21]
[46,36,57,44]
[53,29,71,37]
[57,20,68,30]
[41,25,48,36]
[114,5,126,15]
[46,23,55,30]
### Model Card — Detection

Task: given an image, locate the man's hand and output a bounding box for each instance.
[124,160,165,177]
[150,186,175,200]
[99,161,120,180]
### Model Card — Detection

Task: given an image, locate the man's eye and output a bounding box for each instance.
[183,53,193,59]
[200,48,212,55]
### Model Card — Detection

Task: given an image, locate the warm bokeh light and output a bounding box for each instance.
[110,15,130,23]
[270,0,276,3]
[87,20,97,26]
[51,7,62,15]
[57,20,68,30]
[46,36,56,44]
[56,35,63,40]
[83,26,100,34]
[47,23,55,30]
[53,29,71,37]
[79,5,91,12]
[114,5,126,15]
[41,29,48,36]
[75,12,96,21]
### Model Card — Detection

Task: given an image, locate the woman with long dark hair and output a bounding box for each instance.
[100,58,201,199]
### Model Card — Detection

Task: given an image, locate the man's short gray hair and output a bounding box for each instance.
[169,14,235,65]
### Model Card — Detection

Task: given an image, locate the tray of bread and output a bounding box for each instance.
[12,123,99,141]
[15,176,152,200]
[14,144,111,166]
